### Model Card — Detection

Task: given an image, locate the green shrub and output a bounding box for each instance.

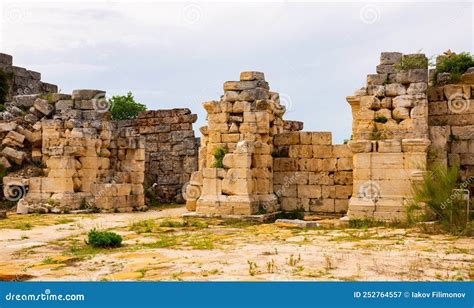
[108,92,147,120]
[86,228,122,248]
[212,147,226,168]
[410,164,471,234]
[394,54,428,70]
[0,69,9,104]
[434,52,474,84]
[374,116,388,124]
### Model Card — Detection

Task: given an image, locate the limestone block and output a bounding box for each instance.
[335,185,352,198]
[42,178,74,193]
[47,168,77,178]
[376,64,396,74]
[396,69,428,84]
[404,153,427,169]
[392,107,410,120]
[202,178,222,195]
[238,88,268,101]
[297,159,318,172]
[33,98,54,115]
[223,153,252,169]
[377,139,402,153]
[281,198,301,211]
[309,198,335,213]
[0,122,17,133]
[367,74,388,86]
[337,157,353,170]
[223,91,239,102]
[332,144,352,158]
[309,172,334,185]
[460,154,474,165]
[448,153,460,166]
[401,139,431,152]
[223,80,268,91]
[227,168,252,179]
[0,156,11,168]
[335,199,349,213]
[374,108,391,120]
[289,145,312,158]
[385,83,406,97]
[451,125,474,140]
[297,185,321,198]
[354,153,404,169]
[312,132,332,145]
[334,171,352,185]
[273,158,298,171]
[240,71,265,81]
[253,154,272,168]
[317,158,337,171]
[347,140,372,153]
[321,185,336,198]
[461,71,474,84]
[203,100,221,114]
[312,145,332,158]
[279,184,297,197]
[407,82,427,95]
[72,89,105,100]
[130,172,144,184]
[120,159,145,172]
[393,95,416,108]
[254,178,271,194]
[274,132,300,145]
[233,101,251,113]
[444,84,468,100]
[1,147,26,164]
[380,52,402,65]
[367,85,385,97]
[252,168,271,179]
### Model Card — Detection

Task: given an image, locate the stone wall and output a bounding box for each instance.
[2,89,146,214]
[187,72,286,215]
[346,52,431,220]
[119,109,198,204]
[273,131,353,214]
[427,76,474,181]
[0,53,57,103]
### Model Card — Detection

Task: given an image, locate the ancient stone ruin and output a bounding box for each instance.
[1,51,473,220]
[186,52,474,220]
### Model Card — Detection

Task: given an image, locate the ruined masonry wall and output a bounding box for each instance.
[273,131,353,214]
[0,53,57,102]
[427,80,474,182]
[118,109,198,204]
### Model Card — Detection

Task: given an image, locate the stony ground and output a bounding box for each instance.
[0,207,472,281]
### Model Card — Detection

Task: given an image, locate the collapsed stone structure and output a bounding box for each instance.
[1,51,473,220]
[0,53,57,103]
[0,53,198,213]
[187,52,474,220]
[122,109,198,204]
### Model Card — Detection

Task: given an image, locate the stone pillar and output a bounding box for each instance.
[193,71,285,215]
[347,52,431,220]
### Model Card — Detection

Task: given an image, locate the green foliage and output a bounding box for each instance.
[86,228,122,248]
[394,54,428,70]
[108,92,146,120]
[348,219,386,229]
[434,52,474,84]
[374,116,388,124]
[212,147,226,168]
[159,219,185,228]
[410,164,471,235]
[0,69,9,104]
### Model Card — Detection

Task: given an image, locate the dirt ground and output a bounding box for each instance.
[0,206,472,281]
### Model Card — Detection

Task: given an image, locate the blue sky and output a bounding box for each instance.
[1,1,472,143]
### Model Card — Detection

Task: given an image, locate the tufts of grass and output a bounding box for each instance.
[130,219,155,233]
[144,234,178,249]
